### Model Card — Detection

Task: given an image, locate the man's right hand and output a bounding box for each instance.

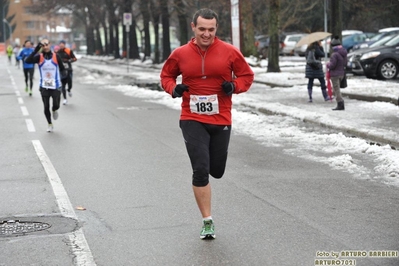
[33,43,43,53]
[173,84,189,98]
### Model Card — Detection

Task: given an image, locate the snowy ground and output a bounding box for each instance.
[75,55,399,187]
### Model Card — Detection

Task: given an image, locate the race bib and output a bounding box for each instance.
[189,94,219,115]
[43,78,55,87]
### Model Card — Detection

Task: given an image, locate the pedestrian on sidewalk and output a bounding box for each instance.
[305,41,330,102]
[327,36,347,111]
[57,40,77,105]
[17,40,35,96]
[25,39,67,132]
[160,8,254,240]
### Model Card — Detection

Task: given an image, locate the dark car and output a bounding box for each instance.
[359,34,399,80]
[347,34,399,75]
[353,29,399,51]
[254,34,285,59]
[342,33,376,52]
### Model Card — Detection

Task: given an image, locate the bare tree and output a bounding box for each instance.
[150,0,161,63]
[160,0,171,61]
[174,0,189,46]
[139,0,151,60]
[240,0,256,56]
[267,0,280,73]
[330,0,342,40]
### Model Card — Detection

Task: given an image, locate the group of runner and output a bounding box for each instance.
[16,39,77,132]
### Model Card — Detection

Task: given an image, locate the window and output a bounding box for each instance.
[26,21,35,29]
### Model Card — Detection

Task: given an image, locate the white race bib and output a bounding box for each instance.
[189,94,219,115]
[43,78,55,87]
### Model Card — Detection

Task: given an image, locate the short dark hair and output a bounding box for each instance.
[192,8,219,26]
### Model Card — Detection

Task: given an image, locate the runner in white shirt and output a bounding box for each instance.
[25,39,67,132]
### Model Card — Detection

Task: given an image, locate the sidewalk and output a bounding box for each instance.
[77,55,399,149]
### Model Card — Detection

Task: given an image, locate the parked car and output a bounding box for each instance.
[342,32,376,52]
[254,34,284,59]
[295,30,363,57]
[353,29,399,51]
[359,34,399,80]
[347,34,399,75]
[321,30,363,55]
[280,33,307,56]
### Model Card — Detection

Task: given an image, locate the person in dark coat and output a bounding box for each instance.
[327,37,347,110]
[305,41,330,102]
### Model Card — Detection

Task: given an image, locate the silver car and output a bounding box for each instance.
[281,33,307,56]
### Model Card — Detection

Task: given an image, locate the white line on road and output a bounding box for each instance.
[15,90,21,96]
[20,106,29,116]
[25,119,35,132]
[18,97,24,104]
[32,140,96,266]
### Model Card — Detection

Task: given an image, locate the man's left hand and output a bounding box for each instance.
[222,81,235,96]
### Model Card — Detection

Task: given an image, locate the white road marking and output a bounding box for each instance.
[32,140,96,266]
[25,119,35,132]
[20,106,29,116]
[15,90,21,96]
[18,97,24,104]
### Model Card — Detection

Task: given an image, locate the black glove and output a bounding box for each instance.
[222,81,235,96]
[173,84,189,98]
[33,43,44,54]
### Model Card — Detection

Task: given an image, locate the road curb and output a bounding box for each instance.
[343,92,399,106]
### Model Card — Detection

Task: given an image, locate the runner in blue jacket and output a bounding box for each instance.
[17,40,35,96]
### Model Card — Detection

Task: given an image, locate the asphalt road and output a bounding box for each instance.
[1,57,398,266]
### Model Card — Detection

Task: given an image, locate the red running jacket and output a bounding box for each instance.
[160,37,254,125]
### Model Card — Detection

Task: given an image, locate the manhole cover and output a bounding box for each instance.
[0,220,51,236]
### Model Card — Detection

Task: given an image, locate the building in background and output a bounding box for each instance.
[6,0,72,47]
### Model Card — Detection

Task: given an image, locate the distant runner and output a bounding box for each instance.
[17,40,35,96]
[57,40,77,105]
[25,39,67,132]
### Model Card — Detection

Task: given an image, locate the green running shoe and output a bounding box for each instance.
[200,219,215,240]
[25,86,28,92]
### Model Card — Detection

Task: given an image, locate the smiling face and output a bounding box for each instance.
[191,16,217,51]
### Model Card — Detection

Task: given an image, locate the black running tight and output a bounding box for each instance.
[40,88,61,124]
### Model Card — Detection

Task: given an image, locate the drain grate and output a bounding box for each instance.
[0,220,51,236]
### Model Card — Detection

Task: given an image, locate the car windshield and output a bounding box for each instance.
[384,34,399,46]
[342,35,352,41]
[370,35,397,47]
[369,33,384,42]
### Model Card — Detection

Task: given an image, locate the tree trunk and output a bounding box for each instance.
[240,0,256,56]
[86,24,96,55]
[101,20,110,55]
[330,0,342,40]
[114,21,120,59]
[140,0,151,61]
[151,0,161,64]
[160,0,171,61]
[95,24,103,55]
[267,0,281,73]
[175,0,189,46]
[109,22,114,56]
[129,20,140,59]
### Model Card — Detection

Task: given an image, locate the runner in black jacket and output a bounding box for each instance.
[57,40,77,105]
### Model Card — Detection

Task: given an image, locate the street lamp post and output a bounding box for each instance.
[3,18,12,44]
[3,3,8,43]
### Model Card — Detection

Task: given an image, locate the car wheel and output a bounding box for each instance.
[377,60,398,80]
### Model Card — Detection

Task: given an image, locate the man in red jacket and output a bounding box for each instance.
[161,8,254,240]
